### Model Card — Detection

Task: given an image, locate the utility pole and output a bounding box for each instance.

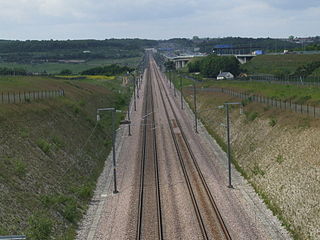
[220,102,243,188]
[128,103,131,136]
[97,108,131,194]
[226,104,232,188]
[193,83,198,133]
[136,76,140,99]
[133,76,137,111]
[111,109,118,193]
[180,76,183,109]
[97,108,119,194]
[173,74,176,97]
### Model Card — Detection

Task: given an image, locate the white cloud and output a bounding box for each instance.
[0,0,319,39]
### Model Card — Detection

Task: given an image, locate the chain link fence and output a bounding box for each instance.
[188,87,320,118]
[239,75,320,87]
[0,89,64,104]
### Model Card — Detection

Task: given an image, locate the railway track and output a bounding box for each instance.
[150,57,232,240]
[135,58,163,240]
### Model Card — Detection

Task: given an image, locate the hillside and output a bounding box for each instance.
[181,80,320,239]
[0,76,130,239]
[241,54,320,77]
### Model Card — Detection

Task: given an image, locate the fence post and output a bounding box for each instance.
[301,104,303,113]
[8,92,10,103]
[307,104,309,115]
[1,92,3,103]
[290,100,291,110]
[314,105,316,118]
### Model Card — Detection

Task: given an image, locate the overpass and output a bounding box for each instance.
[220,54,256,64]
[169,55,196,69]
[165,55,204,69]
[165,53,255,70]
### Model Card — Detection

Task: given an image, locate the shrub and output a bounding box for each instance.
[252,164,265,176]
[20,128,29,138]
[36,139,51,154]
[51,136,65,148]
[269,118,277,127]
[0,227,8,235]
[60,69,72,75]
[62,199,79,223]
[245,111,258,121]
[27,214,53,240]
[14,159,27,177]
[276,155,284,164]
[73,184,94,200]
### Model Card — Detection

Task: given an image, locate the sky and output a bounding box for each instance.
[0,0,319,40]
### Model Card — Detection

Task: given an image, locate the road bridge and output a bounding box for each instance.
[220,54,256,64]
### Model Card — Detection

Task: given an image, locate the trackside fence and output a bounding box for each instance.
[187,87,320,118]
[0,89,65,104]
[241,75,320,87]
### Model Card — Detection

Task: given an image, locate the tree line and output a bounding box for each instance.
[81,64,134,76]
[187,55,240,77]
[0,39,157,53]
[0,67,27,75]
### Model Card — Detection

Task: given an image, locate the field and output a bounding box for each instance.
[0,57,141,74]
[241,54,320,76]
[176,71,320,106]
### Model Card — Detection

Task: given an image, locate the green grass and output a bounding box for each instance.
[241,54,320,76]
[166,72,194,88]
[200,80,320,105]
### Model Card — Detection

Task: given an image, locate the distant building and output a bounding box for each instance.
[252,50,264,55]
[217,72,234,80]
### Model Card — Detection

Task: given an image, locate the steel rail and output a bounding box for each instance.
[150,60,208,239]
[136,55,163,240]
[151,57,232,240]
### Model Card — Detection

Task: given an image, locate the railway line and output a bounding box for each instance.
[77,51,291,240]
[135,56,163,240]
[147,54,231,239]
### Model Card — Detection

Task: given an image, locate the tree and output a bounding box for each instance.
[60,69,72,75]
[188,55,240,77]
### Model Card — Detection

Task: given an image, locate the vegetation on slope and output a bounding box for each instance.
[241,54,320,77]
[0,75,131,239]
[183,89,320,240]
[199,80,320,105]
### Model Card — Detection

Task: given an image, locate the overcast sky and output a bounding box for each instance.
[1,0,319,40]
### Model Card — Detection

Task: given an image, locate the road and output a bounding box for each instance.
[76,52,291,240]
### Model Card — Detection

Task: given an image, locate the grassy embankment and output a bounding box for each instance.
[0,75,131,239]
[170,74,320,239]
[241,54,320,76]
